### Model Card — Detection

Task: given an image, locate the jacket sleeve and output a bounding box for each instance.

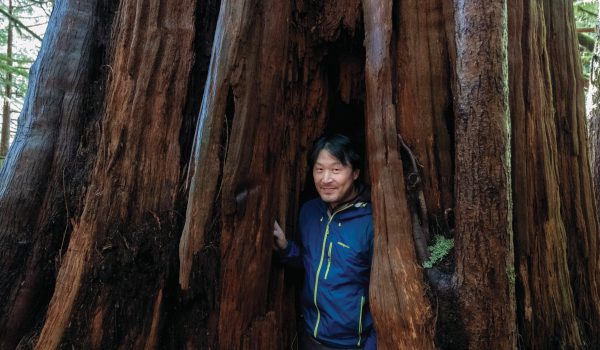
[275,240,303,270]
[364,329,377,350]
[276,201,311,269]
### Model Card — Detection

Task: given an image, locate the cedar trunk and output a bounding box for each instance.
[453,1,515,348]
[0,0,598,349]
[511,1,600,348]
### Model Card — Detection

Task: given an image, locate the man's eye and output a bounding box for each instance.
[333,168,340,172]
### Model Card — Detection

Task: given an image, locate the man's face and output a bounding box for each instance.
[313,149,359,208]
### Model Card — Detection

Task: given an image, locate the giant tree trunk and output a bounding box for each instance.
[0,0,599,349]
[362,0,435,348]
[0,1,110,348]
[511,1,600,348]
[453,1,515,348]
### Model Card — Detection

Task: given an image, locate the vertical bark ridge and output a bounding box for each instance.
[543,1,600,346]
[35,0,196,348]
[145,288,163,350]
[363,0,435,348]
[393,1,461,346]
[453,0,516,348]
[179,0,255,290]
[395,0,454,217]
[509,0,583,348]
[215,0,295,347]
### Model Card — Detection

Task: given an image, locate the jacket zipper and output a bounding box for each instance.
[312,203,354,338]
[358,296,365,346]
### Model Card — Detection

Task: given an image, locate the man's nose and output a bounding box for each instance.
[322,171,333,182]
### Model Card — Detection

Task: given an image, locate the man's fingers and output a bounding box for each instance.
[273,220,288,250]
[274,220,284,237]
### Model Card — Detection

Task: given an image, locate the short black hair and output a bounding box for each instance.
[309,134,361,170]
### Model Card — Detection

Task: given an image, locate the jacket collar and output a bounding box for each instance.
[317,184,372,219]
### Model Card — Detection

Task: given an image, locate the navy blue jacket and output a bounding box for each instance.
[280,195,375,348]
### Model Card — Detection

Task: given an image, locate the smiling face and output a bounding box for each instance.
[312,149,360,208]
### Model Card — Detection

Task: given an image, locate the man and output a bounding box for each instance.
[274,134,376,349]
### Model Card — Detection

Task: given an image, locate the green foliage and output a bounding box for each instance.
[574,1,599,80]
[423,234,454,269]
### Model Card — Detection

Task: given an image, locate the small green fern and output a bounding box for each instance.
[423,234,454,269]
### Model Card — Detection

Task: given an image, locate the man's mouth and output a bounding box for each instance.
[321,187,336,193]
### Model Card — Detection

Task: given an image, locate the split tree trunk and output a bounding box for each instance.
[362,0,439,348]
[0,0,598,349]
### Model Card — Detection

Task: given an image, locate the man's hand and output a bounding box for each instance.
[273,220,288,251]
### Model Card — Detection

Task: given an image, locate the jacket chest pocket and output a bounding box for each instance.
[328,238,369,279]
[334,240,365,264]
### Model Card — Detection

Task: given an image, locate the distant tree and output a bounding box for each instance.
[0,0,14,159]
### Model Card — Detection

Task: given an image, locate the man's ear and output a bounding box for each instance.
[353,169,360,181]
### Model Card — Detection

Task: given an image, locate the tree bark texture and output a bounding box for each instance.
[544,2,600,347]
[362,0,436,348]
[34,0,199,348]
[0,0,598,349]
[0,0,111,348]
[510,0,600,348]
[180,0,295,347]
[391,1,461,347]
[453,1,516,349]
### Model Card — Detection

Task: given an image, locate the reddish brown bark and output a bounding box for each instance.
[545,2,600,347]
[392,1,460,345]
[178,0,248,292]
[35,0,197,348]
[212,0,293,347]
[395,0,455,217]
[363,0,436,349]
[453,1,516,348]
[0,0,598,349]
[508,1,588,348]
